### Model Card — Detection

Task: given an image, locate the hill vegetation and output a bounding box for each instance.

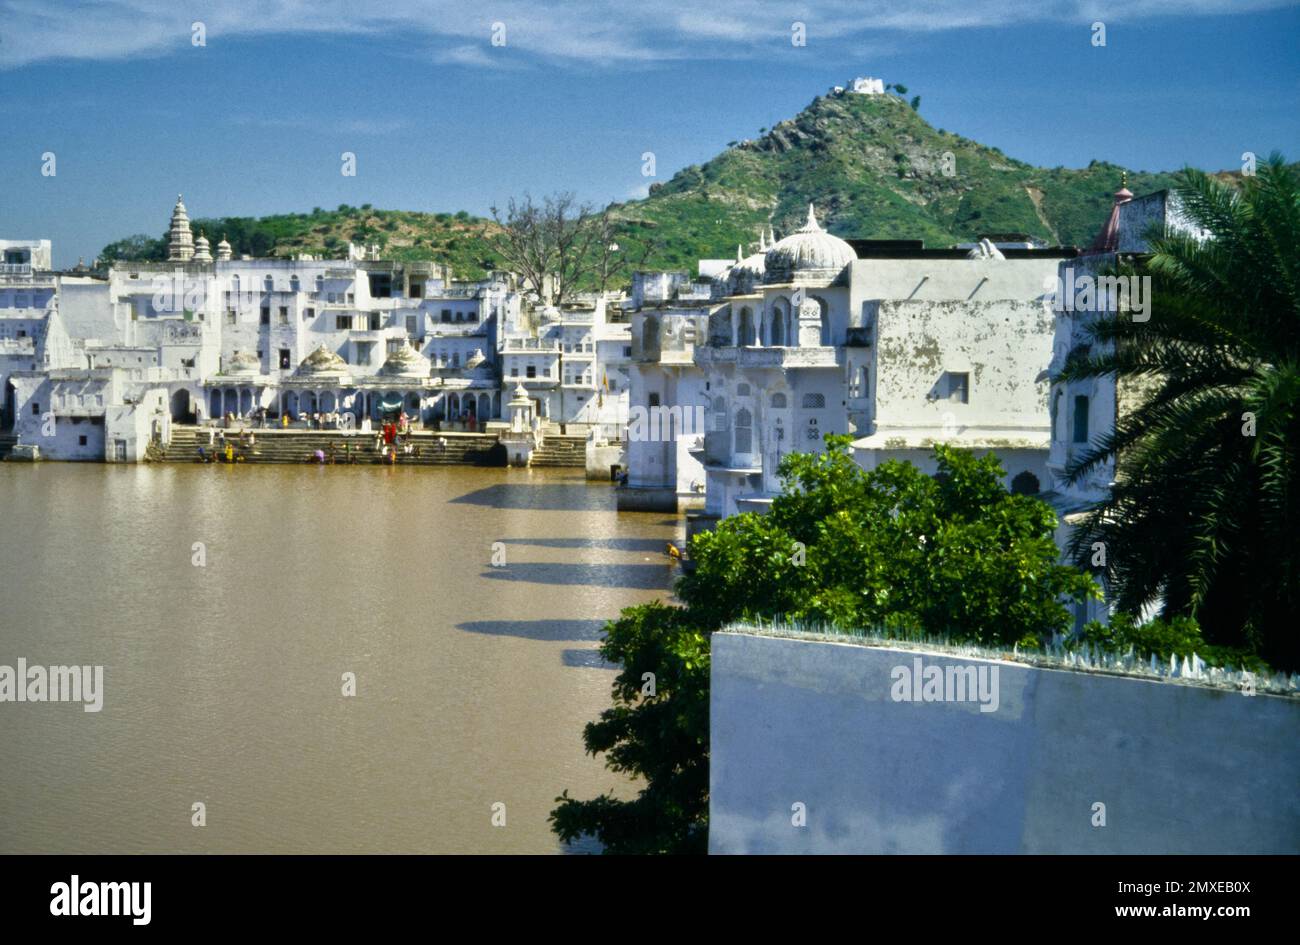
[100,87,1205,283]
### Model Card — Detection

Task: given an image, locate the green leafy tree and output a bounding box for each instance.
[1058,154,1300,671]
[99,233,165,262]
[551,438,1096,853]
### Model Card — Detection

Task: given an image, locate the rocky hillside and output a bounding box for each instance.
[611,89,1185,271]
[100,87,1202,280]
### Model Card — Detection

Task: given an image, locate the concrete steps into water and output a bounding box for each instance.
[529,434,586,468]
[0,433,16,461]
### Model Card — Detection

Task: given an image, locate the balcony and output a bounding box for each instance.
[700,430,761,472]
[695,345,841,369]
[501,338,560,353]
[0,263,32,276]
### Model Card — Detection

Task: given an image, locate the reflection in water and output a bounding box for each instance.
[450,481,613,511]
[481,562,674,590]
[0,463,676,853]
[456,619,610,642]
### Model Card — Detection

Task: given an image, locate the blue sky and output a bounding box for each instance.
[2,0,1297,267]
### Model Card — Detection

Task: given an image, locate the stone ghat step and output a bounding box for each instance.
[157,429,503,466]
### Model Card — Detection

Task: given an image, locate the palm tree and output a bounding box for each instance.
[1059,154,1299,671]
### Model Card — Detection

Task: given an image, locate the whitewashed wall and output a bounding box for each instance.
[710,630,1300,854]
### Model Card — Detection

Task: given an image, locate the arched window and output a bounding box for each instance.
[739,308,755,346]
[712,309,733,346]
[770,306,786,345]
[1011,471,1041,496]
[734,408,752,454]
[712,395,727,431]
[452,351,460,369]
[737,383,751,397]
[290,275,300,293]
[811,296,830,345]
[264,275,274,292]
[802,392,826,409]
[315,275,324,291]
[770,392,787,408]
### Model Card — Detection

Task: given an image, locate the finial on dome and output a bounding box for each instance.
[758,229,767,252]
[804,203,821,231]
[767,225,775,245]
[736,245,744,264]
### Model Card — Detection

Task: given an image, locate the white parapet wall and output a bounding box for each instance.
[709,629,1300,854]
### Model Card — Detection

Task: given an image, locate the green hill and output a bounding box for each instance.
[611,89,1185,270]
[100,88,1204,281]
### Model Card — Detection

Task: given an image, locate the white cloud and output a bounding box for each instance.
[0,1,1291,69]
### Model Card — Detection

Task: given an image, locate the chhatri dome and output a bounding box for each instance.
[216,235,232,261]
[193,231,212,263]
[727,229,769,292]
[764,204,856,283]
[166,194,195,262]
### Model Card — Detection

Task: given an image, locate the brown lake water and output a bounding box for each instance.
[0,462,678,853]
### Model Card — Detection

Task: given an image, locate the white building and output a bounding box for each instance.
[618,271,714,510]
[685,205,1068,522]
[3,196,657,461]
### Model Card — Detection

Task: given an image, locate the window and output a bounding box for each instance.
[1010,471,1041,496]
[264,276,274,292]
[1073,395,1090,443]
[771,392,787,408]
[466,311,478,323]
[734,408,753,454]
[79,435,87,446]
[1051,389,1063,440]
[452,352,460,368]
[648,393,661,408]
[737,383,751,396]
[946,372,969,404]
[305,307,315,320]
[441,309,451,323]
[770,307,786,346]
[739,308,755,346]
[526,365,536,378]
[32,402,40,414]
[368,313,380,331]
[279,306,289,324]
[260,306,270,326]
[290,276,300,293]
[279,349,291,369]
[336,315,353,330]
[801,393,826,409]
[406,316,417,336]
[623,346,632,358]
[511,367,519,377]
[226,310,237,325]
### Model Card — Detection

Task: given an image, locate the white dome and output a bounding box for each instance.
[380,341,429,376]
[764,204,855,283]
[728,233,768,293]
